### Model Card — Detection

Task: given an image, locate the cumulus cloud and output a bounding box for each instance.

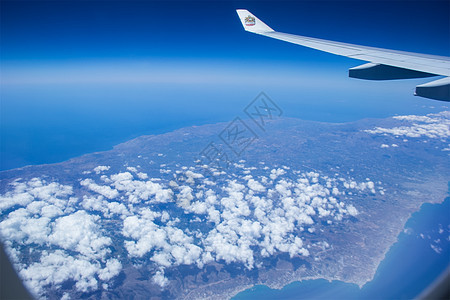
[123,211,166,257]
[94,165,110,174]
[1,163,375,296]
[126,166,148,180]
[184,170,203,184]
[346,204,358,216]
[81,195,129,219]
[98,258,122,281]
[0,178,73,213]
[269,168,286,180]
[248,179,266,192]
[20,250,99,295]
[110,172,173,204]
[153,269,169,288]
[19,250,122,296]
[80,178,119,199]
[0,209,51,245]
[0,178,123,298]
[365,111,450,139]
[82,172,173,204]
[123,208,204,269]
[176,185,194,209]
[49,211,112,259]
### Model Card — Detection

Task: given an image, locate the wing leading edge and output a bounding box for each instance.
[236,9,450,101]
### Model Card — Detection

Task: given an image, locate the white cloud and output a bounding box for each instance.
[0,178,73,213]
[176,185,194,209]
[136,172,149,180]
[98,259,122,281]
[123,208,204,270]
[20,250,99,295]
[269,168,286,180]
[94,165,110,174]
[82,172,173,204]
[107,202,129,216]
[365,111,450,139]
[153,269,169,288]
[123,214,165,257]
[61,292,71,300]
[80,178,119,199]
[19,249,121,296]
[346,204,358,216]
[185,170,203,184]
[430,243,443,254]
[126,166,148,180]
[248,179,266,192]
[0,178,123,298]
[126,166,138,173]
[1,164,375,296]
[109,172,173,204]
[49,211,112,259]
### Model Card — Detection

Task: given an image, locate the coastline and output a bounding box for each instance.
[232,196,450,300]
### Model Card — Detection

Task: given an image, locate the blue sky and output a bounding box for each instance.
[2,1,449,60]
[1,0,449,170]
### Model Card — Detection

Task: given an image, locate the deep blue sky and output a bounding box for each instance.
[2,0,449,60]
[1,0,449,170]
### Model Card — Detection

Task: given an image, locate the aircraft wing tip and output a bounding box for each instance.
[236,9,274,33]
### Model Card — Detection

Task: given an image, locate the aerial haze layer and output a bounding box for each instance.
[1,1,449,170]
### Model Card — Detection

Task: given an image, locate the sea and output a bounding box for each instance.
[1,79,447,171]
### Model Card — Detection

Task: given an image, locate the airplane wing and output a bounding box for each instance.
[236,9,450,101]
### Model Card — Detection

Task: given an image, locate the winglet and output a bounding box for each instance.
[236,9,274,33]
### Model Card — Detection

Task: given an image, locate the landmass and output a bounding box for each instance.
[0,111,449,299]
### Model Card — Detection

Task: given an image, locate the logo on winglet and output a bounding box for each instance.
[245,15,255,26]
